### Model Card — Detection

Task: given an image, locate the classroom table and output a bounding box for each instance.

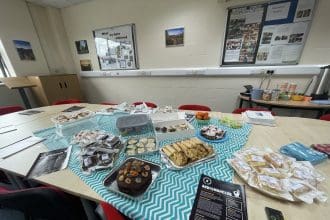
[238,94,330,118]
[0,104,329,219]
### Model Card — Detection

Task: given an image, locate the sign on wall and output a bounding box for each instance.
[93,24,138,70]
[222,0,316,66]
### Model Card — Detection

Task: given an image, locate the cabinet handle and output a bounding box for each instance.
[59,82,62,89]
[64,82,68,88]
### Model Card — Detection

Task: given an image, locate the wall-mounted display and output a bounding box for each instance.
[13,40,35,61]
[93,24,138,70]
[222,0,315,66]
[165,27,184,47]
[80,59,92,71]
[75,40,89,54]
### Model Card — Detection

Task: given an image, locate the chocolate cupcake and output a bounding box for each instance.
[116,160,152,195]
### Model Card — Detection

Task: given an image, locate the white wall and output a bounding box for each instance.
[0,0,50,108]
[59,0,329,115]
[28,3,76,74]
[61,0,330,71]
[0,0,49,76]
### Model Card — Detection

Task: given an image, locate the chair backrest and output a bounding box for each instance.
[320,114,330,121]
[133,101,158,108]
[0,105,24,115]
[0,186,86,220]
[178,104,211,111]
[52,99,81,105]
[100,102,118,105]
[100,202,126,220]
[232,107,276,116]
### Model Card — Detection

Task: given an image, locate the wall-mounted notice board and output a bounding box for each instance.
[222,0,316,66]
[93,24,139,70]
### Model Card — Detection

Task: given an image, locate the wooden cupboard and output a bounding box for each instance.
[27,74,83,106]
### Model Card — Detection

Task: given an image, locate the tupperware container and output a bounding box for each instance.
[153,119,195,142]
[116,114,151,136]
[55,117,98,138]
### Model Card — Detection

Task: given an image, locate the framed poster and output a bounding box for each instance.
[93,24,138,70]
[75,40,89,54]
[222,4,267,65]
[165,27,184,47]
[13,40,36,61]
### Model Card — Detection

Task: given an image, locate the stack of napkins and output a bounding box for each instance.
[242,110,276,126]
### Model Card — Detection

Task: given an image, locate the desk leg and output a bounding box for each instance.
[18,88,31,109]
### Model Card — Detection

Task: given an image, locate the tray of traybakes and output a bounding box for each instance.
[51,110,94,125]
[72,130,124,174]
[160,137,216,170]
[228,147,327,204]
[103,157,161,200]
[124,136,158,156]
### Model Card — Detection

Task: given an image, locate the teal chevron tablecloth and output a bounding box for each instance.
[34,114,252,219]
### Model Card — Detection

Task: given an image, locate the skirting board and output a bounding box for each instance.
[80,64,326,78]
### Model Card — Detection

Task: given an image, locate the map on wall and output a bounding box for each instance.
[222,0,316,66]
[93,24,138,70]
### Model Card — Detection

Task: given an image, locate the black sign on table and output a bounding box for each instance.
[190,174,248,220]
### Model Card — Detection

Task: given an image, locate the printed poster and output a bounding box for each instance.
[223,5,265,64]
[294,0,315,22]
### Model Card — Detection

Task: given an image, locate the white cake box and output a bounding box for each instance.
[153,119,195,142]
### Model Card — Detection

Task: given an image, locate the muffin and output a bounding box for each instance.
[116,160,152,195]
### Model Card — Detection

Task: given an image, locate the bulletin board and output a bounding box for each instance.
[222,0,316,66]
[93,24,139,70]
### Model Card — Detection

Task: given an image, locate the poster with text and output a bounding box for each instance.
[93,24,138,70]
[223,4,266,65]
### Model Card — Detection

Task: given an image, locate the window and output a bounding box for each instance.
[0,52,9,77]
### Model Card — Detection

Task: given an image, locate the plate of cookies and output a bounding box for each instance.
[160,137,216,170]
[103,157,161,200]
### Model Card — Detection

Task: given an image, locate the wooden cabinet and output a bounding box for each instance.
[28,74,83,106]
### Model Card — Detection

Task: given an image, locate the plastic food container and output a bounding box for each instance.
[116,114,151,136]
[55,117,98,137]
[153,119,195,142]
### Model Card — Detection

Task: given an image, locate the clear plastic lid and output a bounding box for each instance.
[116,114,150,130]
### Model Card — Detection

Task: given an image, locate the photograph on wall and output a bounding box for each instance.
[13,40,35,61]
[222,4,266,65]
[165,27,184,47]
[80,59,92,71]
[93,24,138,70]
[75,40,89,54]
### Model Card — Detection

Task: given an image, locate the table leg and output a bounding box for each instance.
[18,88,32,109]
[316,109,324,119]
[239,98,243,108]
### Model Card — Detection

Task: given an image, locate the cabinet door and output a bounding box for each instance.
[60,75,82,100]
[40,76,67,104]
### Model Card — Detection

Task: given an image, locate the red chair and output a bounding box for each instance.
[0,105,24,115]
[100,202,126,220]
[133,101,158,108]
[0,186,87,220]
[100,102,118,105]
[232,107,276,116]
[52,99,81,105]
[178,104,211,111]
[320,114,330,121]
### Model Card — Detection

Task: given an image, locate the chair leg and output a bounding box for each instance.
[80,198,100,220]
